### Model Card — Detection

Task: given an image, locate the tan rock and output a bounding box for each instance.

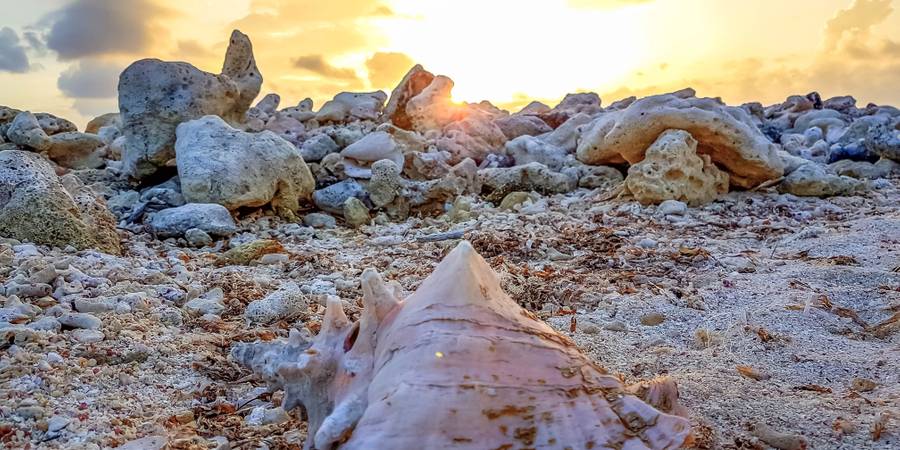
[578,90,784,188]
[383,65,435,130]
[624,130,729,206]
[405,75,468,132]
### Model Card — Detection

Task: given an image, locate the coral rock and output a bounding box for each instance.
[118,30,261,178]
[233,241,692,450]
[46,132,105,169]
[383,65,435,130]
[624,130,729,206]
[175,116,315,217]
[0,150,120,254]
[577,90,784,188]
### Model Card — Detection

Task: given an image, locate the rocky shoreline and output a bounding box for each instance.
[0,29,898,449]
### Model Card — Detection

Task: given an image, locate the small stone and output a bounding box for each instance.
[47,415,70,432]
[313,179,367,214]
[851,378,877,392]
[148,203,237,238]
[58,312,102,330]
[219,239,284,265]
[16,405,45,420]
[71,329,104,343]
[639,313,666,326]
[299,134,340,162]
[245,283,306,324]
[638,238,657,249]
[657,200,688,216]
[499,191,534,211]
[303,213,337,229]
[184,296,225,316]
[258,253,290,265]
[343,197,370,228]
[246,406,290,426]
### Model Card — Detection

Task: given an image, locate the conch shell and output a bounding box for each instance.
[233,241,692,449]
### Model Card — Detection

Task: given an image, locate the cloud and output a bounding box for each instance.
[365,52,415,89]
[173,40,218,61]
[57,60,123,99]
[824,0,893,50]
[292,55,359,80]
[42,0,172,60]
[0,27,31,73]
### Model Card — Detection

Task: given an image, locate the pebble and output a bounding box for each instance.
[639,313,666,326]
[16,405,45,419]
[637,238,657,249]
[657,200,688,216]
[258,253,290,265]
[303,213,337,229]
[185,228,213,247]
[47,415,70,432]
[58,312,102,330]
[71,329,104,343]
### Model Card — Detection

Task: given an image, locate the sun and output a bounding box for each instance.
[380,0,649,109]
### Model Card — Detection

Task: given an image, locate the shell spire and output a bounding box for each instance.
[405,240,506,309]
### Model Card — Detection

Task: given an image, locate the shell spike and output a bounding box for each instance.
[321,295,350,337]
[360,268,401,321]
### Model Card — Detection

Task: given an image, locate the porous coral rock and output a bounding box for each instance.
[118,30,261,178]
[577,90,785,188]
[232,241,692,450]
[175,116,314,217]
[0,151,120,254]
[624,130,729,206]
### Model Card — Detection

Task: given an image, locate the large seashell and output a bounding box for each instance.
[233,241,692,449]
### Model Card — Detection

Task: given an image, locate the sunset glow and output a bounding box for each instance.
[1,0,899,126]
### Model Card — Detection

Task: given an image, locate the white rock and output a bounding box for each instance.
[176,116,315,216]
[316,91,387,122]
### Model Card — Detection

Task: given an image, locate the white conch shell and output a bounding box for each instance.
[233,242,692,449]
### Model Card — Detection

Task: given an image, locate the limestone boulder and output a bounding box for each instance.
[47,132,105,169]
[577,90,785,188]
[85,113,120,134]
[494,115,552,140]
[405,76,468,132]
[779,163,866,197]
[624,130,729,206]
[0,150,120,254]
[437,116,507,164]
[118,30,261,179]
[175,116,315,217]
[6,111,51,151]
[383,65,435,129]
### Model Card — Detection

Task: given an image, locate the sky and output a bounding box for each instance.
[1,0,899,127]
